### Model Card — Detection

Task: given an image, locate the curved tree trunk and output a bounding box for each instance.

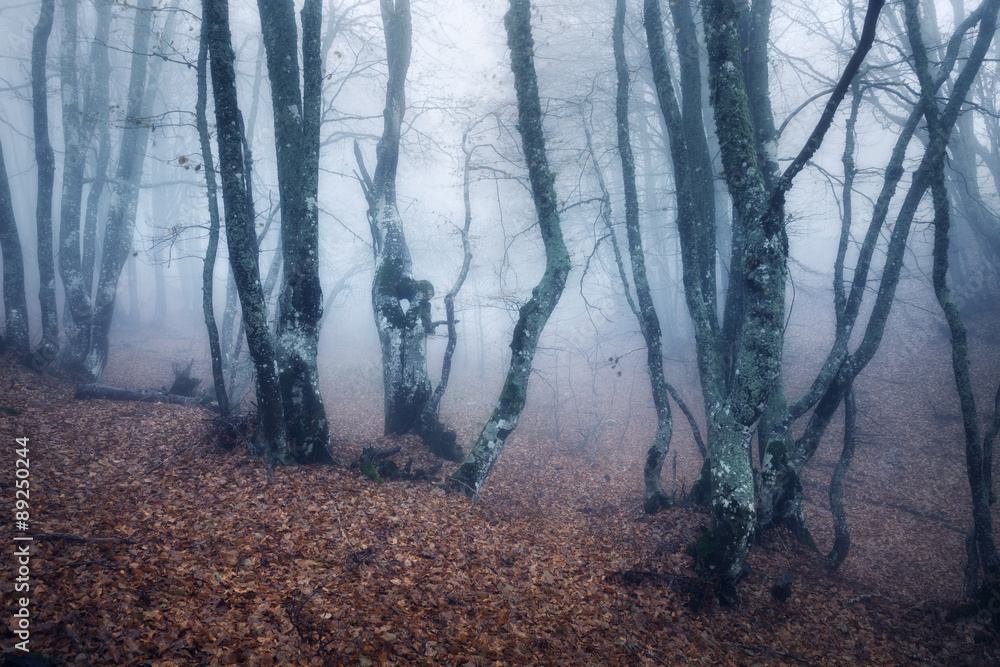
[196,16,230,417]
[451,0,571,496]
[359,0,460,460]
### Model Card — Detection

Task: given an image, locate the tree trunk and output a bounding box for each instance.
[81,0,112,299]
[0,138,29,352]
[450,0,571,496]
[196,16,230,417]
[58,0,95,369]
[359,0,460,460]
[611,0,674,514]
[86,0,163,379]
[905,0,1000,585]
[31,0,58,362]
[203,0,287,459]
[255,0,333,464]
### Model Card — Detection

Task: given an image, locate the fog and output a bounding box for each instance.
[2,0,1000,618]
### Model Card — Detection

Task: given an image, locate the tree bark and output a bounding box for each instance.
[203,0,287,459]
[361,0,460,460]
[611,0,675,514]
[196,15,230,417]
[31,0,58,362]
[255,0,333,464]
[58,0,94,369]
[86,0,162,379]
[0,137,29,352]
[451,0,571,496]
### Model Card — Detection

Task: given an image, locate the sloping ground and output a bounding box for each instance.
[1,346,998,666]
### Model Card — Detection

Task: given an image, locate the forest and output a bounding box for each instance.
[1,0,1000,664]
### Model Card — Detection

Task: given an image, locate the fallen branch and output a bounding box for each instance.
[143,439,204,474]
[76,383,208,408]
[31,532,137,544]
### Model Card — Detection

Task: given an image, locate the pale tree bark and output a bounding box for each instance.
[86,0,170,379]
[359,0,460,460]
[0,138,30,352]
[451,0,571,496]
[31,0,58,366]
[203,0,287,459]
[254,0,333,464]
[81,0,112,298]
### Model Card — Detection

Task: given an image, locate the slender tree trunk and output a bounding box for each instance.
[203,0,287,459]
[197,18,230,417]
[58,0,95,368]
[32,0,58,363]
[0,138,30,352]
[905,0,1000,587]
[451,0,571,496]
[86,0,163,379]
[255,0,333,464]
[611,0,674,514]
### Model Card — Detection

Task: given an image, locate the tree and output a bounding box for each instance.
[31,0,58,367]
[357,0,460,460]
[255,0,334,464]
[0,137,30,352]
[196,10,230,417]
[608,0,675,514]
[86,0,169,379]
[641,0,886,598]
[451,0,572,496]
[202,0,287,459]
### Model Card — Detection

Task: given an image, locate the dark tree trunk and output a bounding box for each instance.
[196,16,230,417]
[612,0,674,515]
[81,2,112,299]
[0,138,29,352]
[255,0,333,464]
[203,0,287,459]
[451,0,571,495]
[905,0,1000,586]
[31,0,58,362]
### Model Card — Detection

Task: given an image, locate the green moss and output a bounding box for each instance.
[360,462,383,484]
[0,405,20,416]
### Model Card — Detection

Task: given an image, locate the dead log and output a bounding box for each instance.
[75,383,207,407]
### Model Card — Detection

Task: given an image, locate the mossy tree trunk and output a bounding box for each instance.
[451,0,571,496]
[359,0,460,460]
[255,0,333,464]
[0,137,29,352]
[203,0,287,459]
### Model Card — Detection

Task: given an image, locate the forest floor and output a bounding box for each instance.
[1,316,1000,666]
